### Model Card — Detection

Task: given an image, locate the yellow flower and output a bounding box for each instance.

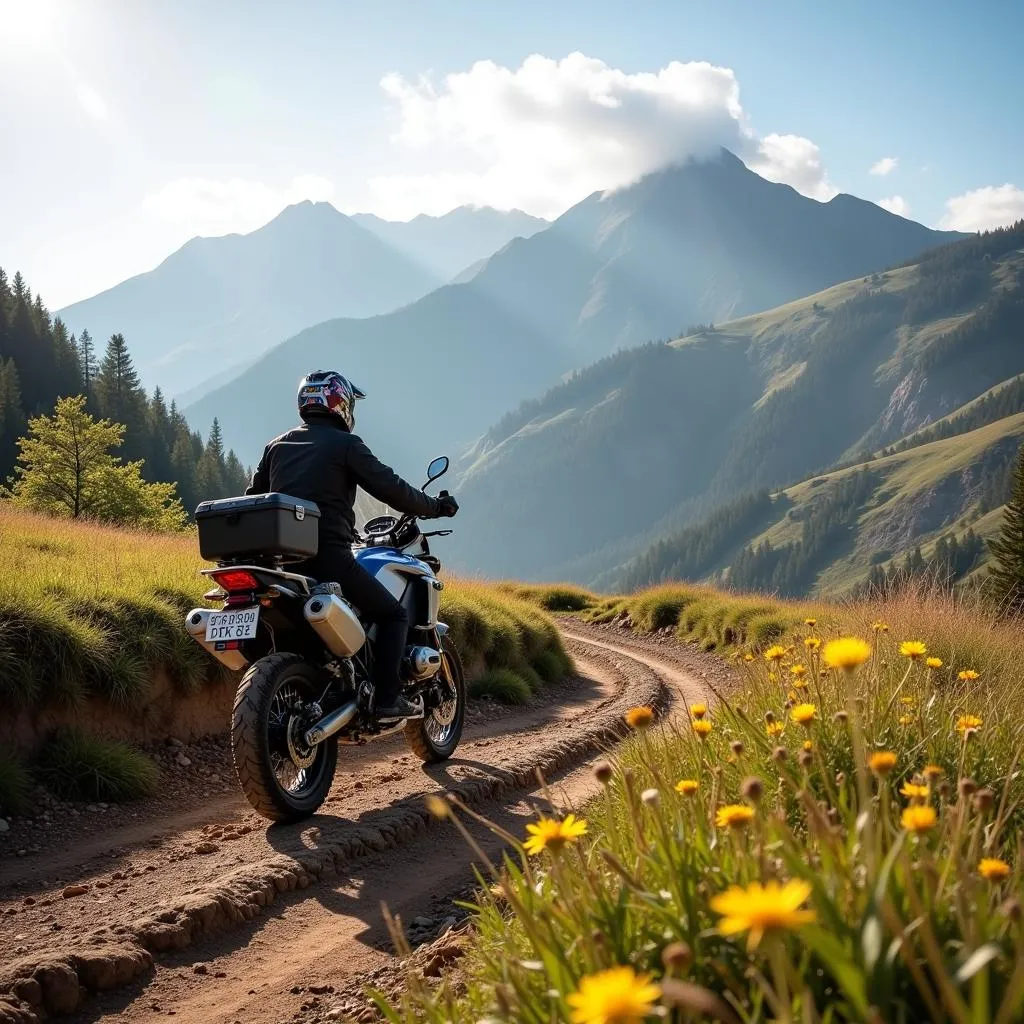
[805,636,822,652]
[716,804,755,829]
[898,714,914,726]
[869,751,898,776]
[625,706,654,730]
[979,858,1011,882]
[675,779,699,796]
[743,653,755,663]
[791,703,817,726]
[901,805,937,834]
[958,669,980,682]
[923,764,943,780]
[900,696,916,706]
[764,645,787,664]
[689,702,707,720]
[956,714,983,734]
[872,620,890,633]
[802,740,813,752]
[791,677,808,690]
[900,640,927,661]
[711,879,815,951]
[823,636,872,671]
[567,965,661,1024]
[692,719,713,738]
[804,618,817,627]
[926,657,943,670]
[766,721,785,738]
[900,782,930,801]
[523,814,588,856]
[790,664,807,678]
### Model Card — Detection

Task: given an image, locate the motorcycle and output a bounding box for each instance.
[184,455,464,822]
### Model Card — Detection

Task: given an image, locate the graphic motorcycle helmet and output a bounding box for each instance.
[296,370,365,431]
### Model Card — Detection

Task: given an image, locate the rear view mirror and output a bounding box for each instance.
[426,456,449,482]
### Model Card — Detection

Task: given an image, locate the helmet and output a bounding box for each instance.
[297,370,365,430]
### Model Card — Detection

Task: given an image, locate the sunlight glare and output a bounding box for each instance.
[0,0,60,53]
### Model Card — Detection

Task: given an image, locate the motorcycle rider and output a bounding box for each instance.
[246,370,458,721]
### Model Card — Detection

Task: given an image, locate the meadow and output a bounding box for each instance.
[380,581,1024,1022]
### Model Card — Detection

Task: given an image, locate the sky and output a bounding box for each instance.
[2,0,1023,309]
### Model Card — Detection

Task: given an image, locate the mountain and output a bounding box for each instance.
[452,221,1024,587]
[351,206,549,282]
[58,201,442,397]
[187,150,960,480]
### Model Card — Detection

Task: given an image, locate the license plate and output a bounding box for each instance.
[206,607,260,642]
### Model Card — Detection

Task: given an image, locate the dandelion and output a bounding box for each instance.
[790,664,807,678]
[711,879,815,951]
[716,804,755,829]
[901,805,937,834]
[791,703,817,726]
[692,719,713,739]
[959,669,980,682]
[524,814,588,856]
[899,714,914,726]
[764,645,787,664]
[823,636,872,671]
[900,782,930,801]
[804,618,817,627]
[805,636,822,652]
[766,721,785,738]
[675,779,699,796]
[625,706,654,730]
[792,678,809,691]
[872,621,890,633]
[923,764,943,780]
[802,740,813,752]
[869,751,898,776]
[979,858,1011,882]
[567,965,660,1024]
[689,702,707,720]
[900,640,927,661]
[956,714,983,735]
[926,657,943,670]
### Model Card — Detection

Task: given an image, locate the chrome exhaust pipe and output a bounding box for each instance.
[304,701,358,747]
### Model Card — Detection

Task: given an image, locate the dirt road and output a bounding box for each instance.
[0,625,730,1024]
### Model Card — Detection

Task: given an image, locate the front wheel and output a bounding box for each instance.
[405,636,466,762]
[231,652,338,823]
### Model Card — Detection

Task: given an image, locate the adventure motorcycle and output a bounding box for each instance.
[184,456,464,822]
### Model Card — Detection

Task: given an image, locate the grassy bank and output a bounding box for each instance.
[0,507,571,812]
[382,582,1024,1022]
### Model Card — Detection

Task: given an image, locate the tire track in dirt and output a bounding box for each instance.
[0,633,715,1024]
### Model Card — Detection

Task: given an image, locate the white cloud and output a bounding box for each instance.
[366,53,836,219]
[142,174,336,237]
[939,184,1024,232]
[870,156,898,177]
[76,82,108,121]
[877,195,909,217]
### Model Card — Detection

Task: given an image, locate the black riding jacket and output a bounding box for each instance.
[246,416,440,548]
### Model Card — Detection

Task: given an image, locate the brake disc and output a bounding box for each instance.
[286,715,318,769]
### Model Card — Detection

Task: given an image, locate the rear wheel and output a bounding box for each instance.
[232,653,337,822]
[404,636,465,762]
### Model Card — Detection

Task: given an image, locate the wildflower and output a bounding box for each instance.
[900,782,930,801]
[900,696,916,706]
[869,751,898,776]
[716,804,755,829]
[823,636,872,671]
[978,858,1010,882]
[926,657,943,670]
[790,664,807,678]
[524,814,588,856]
[689,702,707,720]
[743,653,754,663]
[730,740,745,756]
[900,640,927,661]
[692,719,713,738]
[740,776,764,803]
[675,779,699,796]
[899,715,914,726]
[765,645,787,664]
[802,740,813,752]
[711,879,815,951]
[594,760,614,785]
[804,618,817,627]
[787,690,799,703]
[766,721,785,738]
[567,965,660,1024]
[772,746,788,762]
[791,703,817,726]
[792,677,808,690]
[974,788,995,813]
[625,706,654,730]
[959,777,978,798]
[958,669,980,682]
[805,636,822,652]
[872,620,890,633]
[923,764,943,780]
[901,805,937,834]
[956,714,983,735]
[661,941,692,971]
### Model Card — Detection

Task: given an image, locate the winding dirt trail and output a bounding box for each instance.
[0,626,730,1024]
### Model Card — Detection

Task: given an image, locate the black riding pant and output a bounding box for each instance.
[296,550,408,703]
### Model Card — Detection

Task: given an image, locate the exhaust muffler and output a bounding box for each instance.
[304,700,358,747]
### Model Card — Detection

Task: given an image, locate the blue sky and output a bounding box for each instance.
[2,0,1022,307]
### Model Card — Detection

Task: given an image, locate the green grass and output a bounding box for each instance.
[469,668,533,705]
[0,750,33,816]
[33,731,159,802]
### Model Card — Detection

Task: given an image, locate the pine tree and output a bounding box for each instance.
[0,358,25,478]
[96,333,147,461]
[988,443,1024,610]
[196,418,226,499]
[77,328,98,408]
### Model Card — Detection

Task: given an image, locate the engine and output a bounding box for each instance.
[404,646,442,680]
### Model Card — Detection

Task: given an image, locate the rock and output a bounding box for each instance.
[0,819,9,832]
[308,984,334,995]
[166,737,185,748]
[10,977,42,1006]
[193,841,218,855]
[193,963,208,976]
[175,754,192,768]
[35,962,81,1014]
[62,884,90,899]
[412,915,434,928]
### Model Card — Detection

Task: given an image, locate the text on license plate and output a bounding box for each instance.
[206,607,260,642]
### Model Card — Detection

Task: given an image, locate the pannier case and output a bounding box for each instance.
[195,493,320,563]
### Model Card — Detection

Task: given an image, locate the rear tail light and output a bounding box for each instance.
[210,569,260,592]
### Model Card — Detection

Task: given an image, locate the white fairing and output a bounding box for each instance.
[375,563,408,601]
